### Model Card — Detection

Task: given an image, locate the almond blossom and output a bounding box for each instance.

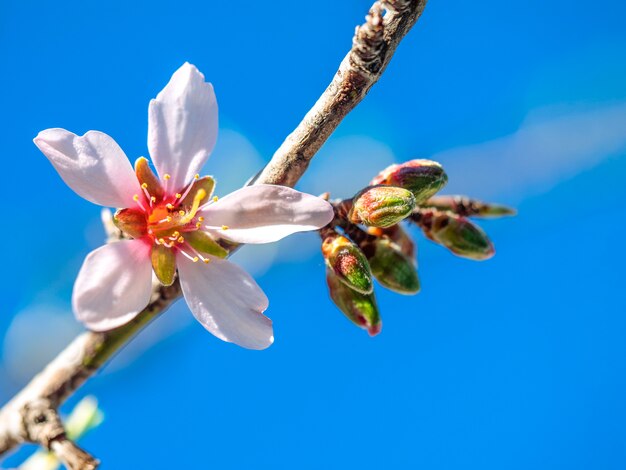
[34,63,333,350]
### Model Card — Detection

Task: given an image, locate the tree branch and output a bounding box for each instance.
[256,0,427,187]
[0,0,427,464]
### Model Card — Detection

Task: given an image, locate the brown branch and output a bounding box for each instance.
[256,0,428,187]
[0,0,428,464]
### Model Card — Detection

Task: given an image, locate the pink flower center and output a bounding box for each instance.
[117,171,220,264]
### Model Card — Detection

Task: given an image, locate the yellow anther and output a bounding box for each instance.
[193,256,199,262]
[166,216,173,223]
[198,216,204,222]
[177,236,185,243]
[179,210,186,216]
[151,196,156,203]
[166,203,174,210]
[164,174,171,180]
[133,194,139,201]
[221,225,229,230]
[141,183,148,189]
[203,258,210,264]
[196,222,202,228]
[212,196,219,202]
[194,174,200,179]
[159,238,166,244]
[171,231,180,238]
[175,193,182,199]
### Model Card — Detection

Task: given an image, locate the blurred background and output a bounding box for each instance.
[1,0,625,468]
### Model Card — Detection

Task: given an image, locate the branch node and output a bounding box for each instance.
[21,399,65,448]
[351,3,386,75]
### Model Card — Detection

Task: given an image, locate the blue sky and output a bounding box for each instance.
[1,0,626,468]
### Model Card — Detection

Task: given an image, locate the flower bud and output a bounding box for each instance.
[371,159,448,203]
[425,195,516,218]
[368,224,415,259]
[322,233,373,294]
[365,238,420,294]
[424,212,495,260]
[349,185,416,228]
[326,269,382,336]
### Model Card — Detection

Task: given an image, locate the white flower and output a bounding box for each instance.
[34,63,334,349]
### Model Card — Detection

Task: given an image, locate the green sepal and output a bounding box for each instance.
[151,244,177,286]
[185,230,228,258]
[113,208,147,239]
[322,234,373,294]
[326,269,382,336]
[135,157,164,200]
[367,239,420,295]
[180,176,215,207]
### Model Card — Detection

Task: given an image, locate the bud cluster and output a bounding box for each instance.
[318,159,514,336]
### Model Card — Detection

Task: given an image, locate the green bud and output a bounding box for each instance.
[367,224,415,259]
[322,233,373,294]
[113,208,147,239]
[365,238,420,294]
[151,243,177,286]
[425,212,495,260]
[349,185,416,228]
[425,195,516,218]
[326,269,382,336]
[371,159,448,203]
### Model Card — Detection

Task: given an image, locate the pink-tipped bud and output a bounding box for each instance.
[416,210,495,260]
[349,185,416,228]
[322,233,373,294]
[371,159,447,203]
[364,238,420,295]
[326,269,382,336]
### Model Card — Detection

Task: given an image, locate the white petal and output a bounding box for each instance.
[201,184,334,244]
[148,62,218,192]
[72,239,153,331]
[34,128,141,208]
[177,254,273,350]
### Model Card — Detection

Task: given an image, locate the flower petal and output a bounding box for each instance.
[148,62,218,192]
[200,184,334,244]
[73,239,153,331]
[34,128,141,208]
[177,254,272,350]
